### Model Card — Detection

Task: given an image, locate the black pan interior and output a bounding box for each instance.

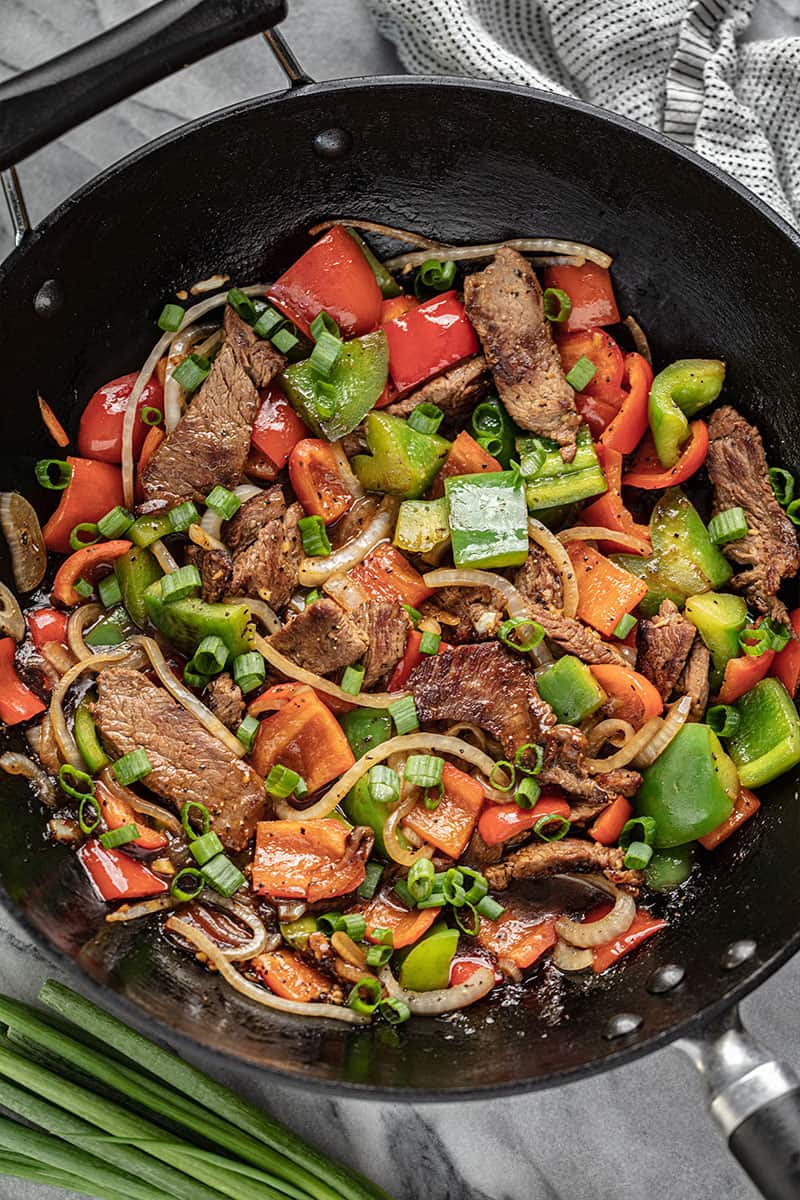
[1,78,799,1097]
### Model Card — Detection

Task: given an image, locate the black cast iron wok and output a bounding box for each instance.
[1,3,799,1196]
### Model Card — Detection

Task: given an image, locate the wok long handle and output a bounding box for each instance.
[677,1009,800,1200]
[0,0,287,173]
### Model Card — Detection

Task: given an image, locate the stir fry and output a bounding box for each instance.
[3,220,800,1025]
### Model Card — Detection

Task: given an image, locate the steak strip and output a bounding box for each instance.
[385,356,489,420]
[485,839,641,891]
[636,599,696,699]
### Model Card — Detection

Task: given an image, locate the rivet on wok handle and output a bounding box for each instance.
[312,128,353,161]
[721,940,757,971]
[33,280,63,318]
[603,1012,643,1040]
[647,963,685,994]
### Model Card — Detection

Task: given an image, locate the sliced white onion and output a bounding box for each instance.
[586,718,635,754]
[383,794,435,867]
[552,938,594,971]
[527,517,579,619]
[0,584,24,641]
[308,217,444,249]
[131,636,246,759]
[166,917,367,1024]
[230,596,281,634]
[443,721,489,752]
[323,574,370,613]
[584,716,663,774]
[558,525,651,556]
[555,878,636,948]
[67,603,103,662]
[0,493,47,593]
[163,319,221,432]
[422,567,552,665]
[623,315,652,365]
[330,441,364,500]
[99,768,183,834]
[189,523,227,553]
[383,239,612,272]
[198,891,269,962]
[0,752,57,806]
[299,499,397,587]
[150,540,179,574]
[28,716,60,775]
[41,641,77,676]
[379,963,495,1014]
[107,896,178,923]
[616,643,638,667]
[254,632,402,710]
[190,273,230,295]
[274,732,497,822]
[200,483,264,543]
[632,695,691,769]
[50,646,146,768]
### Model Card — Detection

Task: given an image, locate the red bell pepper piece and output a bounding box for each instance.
[581,444,651,556]
[449,955,502,987]
[252,818,367,903]
[566,541,649,636]
[717,650,776,705]
[542,262,620,332]
[383,291,479,395]
[387,629,451,691]
[770,609,800,698]
[248,680,354,716]
[52,540,132,607]
[135,426,166,502]
[356,891,440,948]
[576,394,621,439]
[380,295,417,324]
[477,910,558,971]
[251,949,334,1002]
[288,439,354,524]
[589,664,663,729]
[699,787,761,850]
[590,905,667,973]
[268,224,382,338]
[0,639,45,725]
[430,429,501,498]
[79,840,168,902]
[42,457,125,555]
[77,372,163,464]
[94,780,168,853]
[403,763,485,858]
[623,420,709,489]
[589,794,633,845]
[477,792,571,847]
[556,328,625,402]
[27,608,69,651]
[351,543,433,609]
[250,690,355,795]
[251,384,308,471]
[600,353,653,455]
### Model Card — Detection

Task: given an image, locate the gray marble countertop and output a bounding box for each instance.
[3,2,800,1198]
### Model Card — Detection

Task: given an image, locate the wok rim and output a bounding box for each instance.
[1,72,799,1100]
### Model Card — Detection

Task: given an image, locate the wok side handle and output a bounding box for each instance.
[676,1009,800,1200]
[0,0,288,174]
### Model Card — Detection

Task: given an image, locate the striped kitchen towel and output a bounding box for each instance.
[367,0,800,228]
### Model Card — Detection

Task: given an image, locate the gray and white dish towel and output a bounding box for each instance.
[367,0,800,228]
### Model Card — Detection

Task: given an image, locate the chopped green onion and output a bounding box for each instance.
[404,754,444,789]
[157,302,185,332]
[99,823,140,850]
[423,782,444,810]
[393,878,416,909]
[418,630,441,655]
[358,861,383,899]
[348,977,382,1015]
[298,514,331,557]
[498,616,545,652]
[168,501,200,532]
[341,913,366,941]
[454,902,480,936]
[708,507,748,545]
[442,867,466,907]
[476,895,505,920]
[112,748,152,787]
[763,617,792,652]
[739,625,772,657]
[365,944,392,967]
[272,327,299,354]
[624,841,654,870]
[379,996,411,1024]
[97,506,134,539]
[310,311,340,340]
[140,406,163,426]
[206,486,241,520]
[517,440,546,479]
[534,813,570,841]
[97,573,122,608]
[73,577,93,599]
[232,650,266,694]
[201,853,245,897]
[305,589,322,606]
[227,287,258,324]
[407,857,434,902]
[619,815,657,850]
[515,743,543,776]
[340,664,365,696]
[370,926,394,946]
[542,287,572,323]
[35,459,72,490]
[613,612,638,639]
[786,498,800,526]
[769,467,795,507]
[161,564,202,603]
[308,330,343,379]
[407,402,444,436]
[236,714,259,752]
[489,760,515,792]
[565,355,597,392]
[69,522,100,551]
[78,794,101,835]
[461,867,488,905]
[253,305,285,339]
[389,695,418,734]
[368,764,400,805]
[402,604,421,627]
[58,763,95,803]
[706,704,740,737]
[184,665,210,690]
[190,635,228,677]
[171,353,210,393]
[190,830,225,867]
[181,801,211,841]
[515,777,542,809]
[414,258,457,297]
[416,891,446,909]
[265,763,304,799]
[170,867,204,902]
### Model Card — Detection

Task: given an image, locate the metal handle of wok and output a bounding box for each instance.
[0,0,305,244]
[677,1008,800,1200]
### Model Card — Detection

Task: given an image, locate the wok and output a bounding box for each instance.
[0,3,799,1196]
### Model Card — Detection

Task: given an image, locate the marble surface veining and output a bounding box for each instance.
[2,2,800,1198]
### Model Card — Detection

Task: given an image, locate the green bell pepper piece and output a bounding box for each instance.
[398,924,459,991]
[279,915,318,951]
[394,498,450,555]
[74,699,109,773]
[645,844,694,892]
[536,655,606,725]
[353,411,450,499]
[728,678,800,787]
[635,723,735,847]
[520,426,607,514]
[445,470,528,570]
[685,591,747,676]
[114,545,163,628]
[84,605,135,648]
[339,708,396,856]
[648,359,725,469]
[129,510,174,548]
[611,554,689,617]
[143,580,253,661]
[346,229,401,298]
[281,329,389,441]
[471,397,517,468]
[650,489,732,590]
